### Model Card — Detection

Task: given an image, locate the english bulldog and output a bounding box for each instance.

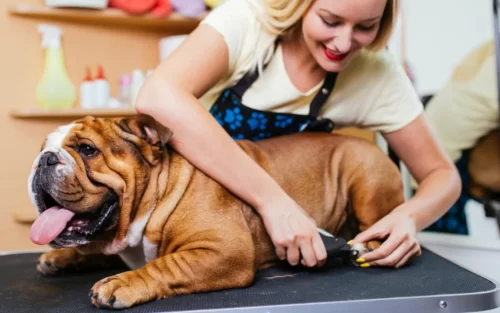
[28,115,405,309]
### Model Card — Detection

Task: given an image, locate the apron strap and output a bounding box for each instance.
[308,72,338,118]
[232,38,281,97]
[231,36,338,118]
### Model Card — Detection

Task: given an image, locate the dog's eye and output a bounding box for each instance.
[79,144,98,157]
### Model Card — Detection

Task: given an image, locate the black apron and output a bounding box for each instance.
[209,39,338,141]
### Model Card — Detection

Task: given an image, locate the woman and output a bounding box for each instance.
[136,0,461,269]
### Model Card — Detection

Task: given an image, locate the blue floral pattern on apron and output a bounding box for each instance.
[209,38,338,141]
[208,39,475,237]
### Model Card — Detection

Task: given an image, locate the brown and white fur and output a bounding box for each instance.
[29,115,405,309]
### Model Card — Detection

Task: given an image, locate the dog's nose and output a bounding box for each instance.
[40,152,60,167]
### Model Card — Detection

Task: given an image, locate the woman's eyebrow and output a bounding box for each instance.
[318,9,382,22]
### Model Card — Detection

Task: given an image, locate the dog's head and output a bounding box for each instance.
[28,115,173,253]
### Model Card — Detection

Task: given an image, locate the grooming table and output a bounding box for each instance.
[1,249,499,313]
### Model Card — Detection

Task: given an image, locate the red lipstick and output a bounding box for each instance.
[324,46,348,61]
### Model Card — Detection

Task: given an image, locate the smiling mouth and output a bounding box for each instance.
[30,189,119,247]
[323,46,349,61]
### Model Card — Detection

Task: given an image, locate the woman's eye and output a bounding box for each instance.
[79,144,98,157]
[321,17,340,27]
[357,24,376,32]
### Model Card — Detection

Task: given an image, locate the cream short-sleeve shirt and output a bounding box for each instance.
[198,0,423,133]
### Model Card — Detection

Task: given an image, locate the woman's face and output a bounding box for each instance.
[301,0,388,72]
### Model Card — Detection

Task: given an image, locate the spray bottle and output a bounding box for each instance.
[36,24,76,109]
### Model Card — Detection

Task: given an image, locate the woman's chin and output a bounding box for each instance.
[317,57,350,73]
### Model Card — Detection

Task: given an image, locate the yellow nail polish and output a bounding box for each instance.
[356,258,366,263]
[347,240,353,245]
[360,263,370,268]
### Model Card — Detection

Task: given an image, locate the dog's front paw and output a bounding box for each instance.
[349,241,381,267]
[37,248,82,276]
[90,271,148,309]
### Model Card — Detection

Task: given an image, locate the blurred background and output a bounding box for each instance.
[1,0,499,298]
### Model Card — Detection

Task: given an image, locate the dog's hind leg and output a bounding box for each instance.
[343,141,406,254]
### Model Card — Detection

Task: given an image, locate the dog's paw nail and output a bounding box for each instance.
[107,296,116,305]
[360,263,370,268]
[88,290,93,298]
[44,261,51,266]
[92,293,98,299]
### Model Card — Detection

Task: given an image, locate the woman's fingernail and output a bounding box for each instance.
[356,258,366,263]
[347,240,353,245]
[360,263,371,268]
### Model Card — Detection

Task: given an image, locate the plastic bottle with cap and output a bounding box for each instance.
[130,69,145,108]
[119,74,132,108]
[36,24,76,109]
[94,65,110,108]
[80,66,95,109]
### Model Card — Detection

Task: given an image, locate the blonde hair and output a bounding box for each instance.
[204,0,399,101]
[249,0,399,70]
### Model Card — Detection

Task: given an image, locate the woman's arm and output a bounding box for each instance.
[385,115,461,229]
[135,24,327,268]
[351,114,461,268]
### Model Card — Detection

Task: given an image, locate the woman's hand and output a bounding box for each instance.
[258,197,327,268]
[350,208,422,268]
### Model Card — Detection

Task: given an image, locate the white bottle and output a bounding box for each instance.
[80,66,95,109]
[130,69,145,108]
[94,65,110,108]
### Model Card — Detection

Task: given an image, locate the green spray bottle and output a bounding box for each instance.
[36,24,76,109]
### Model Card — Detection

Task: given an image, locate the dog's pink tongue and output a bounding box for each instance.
[30,206,75,245]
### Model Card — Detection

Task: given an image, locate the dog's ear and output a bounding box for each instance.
[135,115,173,147]
[118,115,173,149]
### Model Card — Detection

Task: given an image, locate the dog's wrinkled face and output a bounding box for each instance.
[28,115,172,251]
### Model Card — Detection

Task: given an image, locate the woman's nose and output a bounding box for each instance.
[333,27,353,53]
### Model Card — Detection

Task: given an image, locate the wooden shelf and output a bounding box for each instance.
[8,3,205,33]
[10,107,137,119]
[12,211,36,225]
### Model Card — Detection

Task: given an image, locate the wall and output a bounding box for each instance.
[0,1,376,252]
[388,0,495,96]
[0,0,170,252]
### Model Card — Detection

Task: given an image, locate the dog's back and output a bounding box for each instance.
[233,132,405,268]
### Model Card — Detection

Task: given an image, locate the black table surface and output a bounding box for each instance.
[0,248,496,313]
